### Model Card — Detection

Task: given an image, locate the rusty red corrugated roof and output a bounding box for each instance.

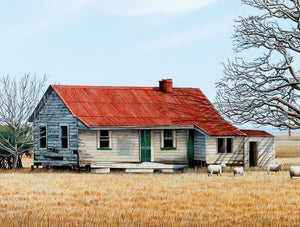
[51,84,244,136]
[240,130,273,137]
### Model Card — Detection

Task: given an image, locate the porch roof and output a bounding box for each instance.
[240,130,274,137]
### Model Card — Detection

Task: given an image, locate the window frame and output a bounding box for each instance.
[217,137,233,154]
[97,130,112,150]
[39,124,47,149]
[60,124,69,150]
[161,129,176,150]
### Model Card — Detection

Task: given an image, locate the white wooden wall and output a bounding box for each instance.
[79,129,190,166]
[244,136,275,167]
[205,136,244,165]
[78,129,276,167]
[194,131,206,161]
[78,129,140,166]
[152,129,188,164]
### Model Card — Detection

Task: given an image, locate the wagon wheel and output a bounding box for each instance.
[7,156,14,169]
[1,158,10,169]
[0,156,4,169]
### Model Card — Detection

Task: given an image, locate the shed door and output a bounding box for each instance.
[249,142,258,167]
[141,130,151,162]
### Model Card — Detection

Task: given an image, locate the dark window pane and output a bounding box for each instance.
[164,139,173,148]
[164,129,173,139]
[227,138,232,153]
[100,141,109,148]
[163,130,174,148]
[40,126,46,137]
[100,130,109,137]
[218,138,225,153]
[60,126,69,149]
[99,130,110,148]
[61,126,68,137]
[61,138,68,148]
[40,138,46,148]
[39,126,47,148]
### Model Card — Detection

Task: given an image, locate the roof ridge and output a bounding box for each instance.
[51,84,200,90]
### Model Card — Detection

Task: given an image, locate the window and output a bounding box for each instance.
[39,125,47,149]
[218,138,233,153]
[99,130,111,149]
[60,125,69,149]
[218,138,225,153]
[161,129,176,149]
[226,138,232,153]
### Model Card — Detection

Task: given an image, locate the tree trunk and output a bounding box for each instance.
[13,154,19,169]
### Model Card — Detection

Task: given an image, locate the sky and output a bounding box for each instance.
[0,0,254,102]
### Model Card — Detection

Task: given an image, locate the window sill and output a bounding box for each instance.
[97,148,112,150]
[161,147,177,150]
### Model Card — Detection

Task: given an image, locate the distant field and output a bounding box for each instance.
[272,131,300,168]
[0,170,299,226]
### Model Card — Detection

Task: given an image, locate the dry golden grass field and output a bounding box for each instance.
[0,132,299,226]
[0,170,300,226]
[274,131,300,169]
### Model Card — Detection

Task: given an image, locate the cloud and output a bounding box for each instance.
[115,0,221,17]
[66,0,221,17]
[0,0,222,46]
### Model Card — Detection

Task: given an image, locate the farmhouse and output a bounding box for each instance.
[29,79,275,169]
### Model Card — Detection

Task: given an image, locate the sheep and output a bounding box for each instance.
[289,166,300,179]
[207,163,226,176]
[267,162,283,174]
[233,167,244,176]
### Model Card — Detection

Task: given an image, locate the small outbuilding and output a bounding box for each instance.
[29,79,275,168]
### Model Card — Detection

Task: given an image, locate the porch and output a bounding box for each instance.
[90,162,188,173]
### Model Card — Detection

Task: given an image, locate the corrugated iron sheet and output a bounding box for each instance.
[52,85,244,136]
[240,130,273,137]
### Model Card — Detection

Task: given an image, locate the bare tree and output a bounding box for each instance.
[216,0,300,130]
[0,74,47,168]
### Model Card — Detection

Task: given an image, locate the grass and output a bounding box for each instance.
[274,133,300,169]
[1,132,298,226]
[0,170,299,226]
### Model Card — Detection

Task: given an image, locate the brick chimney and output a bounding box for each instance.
[159,79,173,93]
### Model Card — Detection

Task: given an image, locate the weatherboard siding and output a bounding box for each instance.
[33,90,79,166]
[244,136,275,167]
[79,129,190,165]
[78,129,140,166]
[205,136,244,165]
[153,129,188,164]
[194,131,206,161]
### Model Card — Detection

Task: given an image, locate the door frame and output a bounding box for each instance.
[140,130,151,162]
[188,129,194,165]
[249,141,258,167]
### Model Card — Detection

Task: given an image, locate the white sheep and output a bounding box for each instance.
[207,163,226,176]
[289,166,300,179]
[267,162,283,174]
[233,167,244,176]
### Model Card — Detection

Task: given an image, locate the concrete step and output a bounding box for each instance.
[125,168,154,173]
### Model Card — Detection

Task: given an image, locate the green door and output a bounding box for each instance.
[141,130,151,162]
[188,130,194,165]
